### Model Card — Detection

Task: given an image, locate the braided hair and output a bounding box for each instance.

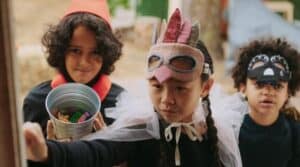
[196,40,224,167]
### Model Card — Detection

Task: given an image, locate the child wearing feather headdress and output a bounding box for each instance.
[23,9,241,167]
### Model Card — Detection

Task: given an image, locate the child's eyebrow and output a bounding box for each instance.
[273,63,285,70]
[68,44,80,48]
[170,78,191,85]
[149,78,159,84]
[68,44,97,51]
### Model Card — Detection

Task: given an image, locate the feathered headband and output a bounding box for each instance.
[147,8,206,83]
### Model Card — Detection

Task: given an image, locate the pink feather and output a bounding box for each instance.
[163,8,181,43]
[177,19,192,44]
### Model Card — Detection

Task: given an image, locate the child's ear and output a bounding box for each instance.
[200,78,214,97]
[239,83,246,93]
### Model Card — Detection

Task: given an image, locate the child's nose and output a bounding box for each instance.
[161,88,175,105]
[261,84,275,95]
[79,53,91,65]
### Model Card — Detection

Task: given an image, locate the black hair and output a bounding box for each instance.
[196,40,224,167]
[232,38,300,96]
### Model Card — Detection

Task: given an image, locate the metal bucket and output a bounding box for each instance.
[46,83,100,140]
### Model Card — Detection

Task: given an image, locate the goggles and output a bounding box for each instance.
[247,54,291,85]
[148,54,197,73]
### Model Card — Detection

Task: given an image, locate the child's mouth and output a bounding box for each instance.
[76,69,90,73]
[259,99,274,107]
[161,109,175,113]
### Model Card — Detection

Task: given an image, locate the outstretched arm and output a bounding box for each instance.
[23,122,134,167]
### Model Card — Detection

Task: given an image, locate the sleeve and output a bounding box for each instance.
[27,160,50,167]
[45,139,134,167]
[288,121,300,167]
[100,83,125,125]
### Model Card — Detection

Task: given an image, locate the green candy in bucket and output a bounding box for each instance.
[46,83,101,140]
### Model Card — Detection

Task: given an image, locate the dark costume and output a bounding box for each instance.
[239,113,300,167]
[29,120,214,167]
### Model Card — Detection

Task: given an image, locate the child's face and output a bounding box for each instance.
[243,79,288,116]
[65,25,103,84]
[149,77,205,123]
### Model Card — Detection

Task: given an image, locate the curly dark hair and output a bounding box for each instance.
[42,13,123,75]
[232,38,300,96]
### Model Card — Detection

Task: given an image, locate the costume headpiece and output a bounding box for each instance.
[147,8,209,83]
[64,0,111,28]
[247,54,291,86]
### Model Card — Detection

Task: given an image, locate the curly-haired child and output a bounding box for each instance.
[231,38,300,167]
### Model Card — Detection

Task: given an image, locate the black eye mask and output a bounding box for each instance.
[247,54,291,85]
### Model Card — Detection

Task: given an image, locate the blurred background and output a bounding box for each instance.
[12,0,300,108]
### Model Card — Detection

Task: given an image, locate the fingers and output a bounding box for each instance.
[93,112,106,131]
[46,120,72,142]
[57,138,71,142]
[46,120,56,140]
[23,122,38,147]
[23,122,48,162]
[24,122,44,143]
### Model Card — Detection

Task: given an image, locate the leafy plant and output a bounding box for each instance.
[108,0,130,16]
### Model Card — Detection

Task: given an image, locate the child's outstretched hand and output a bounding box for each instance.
[46,112,106,141]
[23,122,48,162]
[46,120,71,142]
[93,112,107,131]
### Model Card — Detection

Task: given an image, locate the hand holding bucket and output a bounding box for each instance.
[45,83,101,140]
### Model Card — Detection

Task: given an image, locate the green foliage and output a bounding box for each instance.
[290,0,300,20]
[136,0,168,19]
[108,0,130,16]
[269,0,300,20]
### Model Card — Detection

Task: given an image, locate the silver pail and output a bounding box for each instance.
[45,83,100,140]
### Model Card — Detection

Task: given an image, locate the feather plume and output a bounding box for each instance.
[187,22,200,47]
[177,19,192,44]
[157,20,167,43]
[151,22,160,44]
[163,8,181,42]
